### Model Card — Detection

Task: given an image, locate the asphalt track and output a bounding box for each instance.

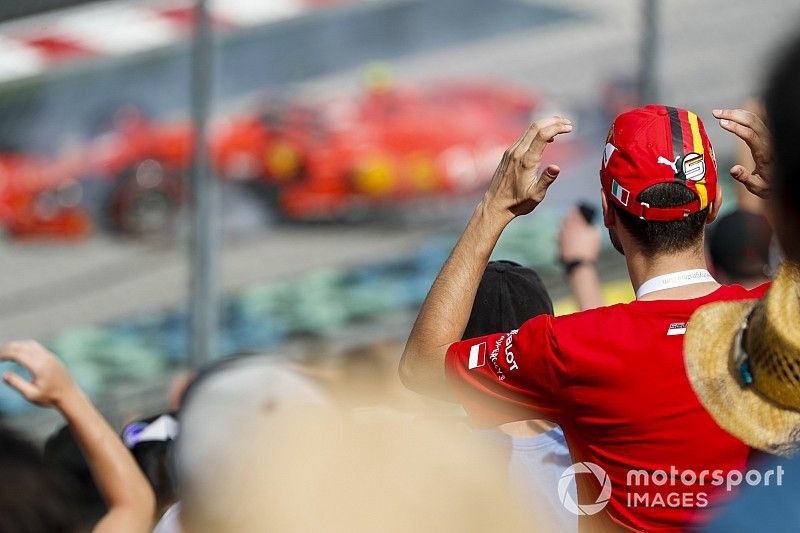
[1,0,798,342]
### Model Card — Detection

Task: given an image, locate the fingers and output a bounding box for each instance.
[0,341,40,374]
[712,108,770,156]
[541,164,561,184]
[712,108,768,137]
[0,341,32,371]
[523,118,573,163]
[717,116,758,145]
[528,164,561,201]
[517,116,570,146]
[2,371,38,401]
[510,117,572,166]
[730,165,770,199]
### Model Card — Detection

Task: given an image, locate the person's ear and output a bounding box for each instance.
[705,184,723,224]
[601,190,615,228]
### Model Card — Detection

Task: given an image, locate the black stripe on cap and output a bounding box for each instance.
[666,106,685,182]
[666,106,685,160]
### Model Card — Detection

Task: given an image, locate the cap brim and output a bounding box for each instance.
[684,299,800,456]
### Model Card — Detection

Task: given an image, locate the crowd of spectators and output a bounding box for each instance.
[2,21,800,533]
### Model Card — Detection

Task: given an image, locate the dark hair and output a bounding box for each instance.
[613,183,709,257]
[708,210,772,281]
[764,30,800,263]
[43,425,107,527]
[124,414,178,517]
[0,425,79,533]
[765,31,800,213]
[131,441,177,516]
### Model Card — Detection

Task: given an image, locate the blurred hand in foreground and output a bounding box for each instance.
[559,207,601,263]
[1,340,156,533]
[559,207,604,310]
[713,108,772,199]
[1,340,75,408]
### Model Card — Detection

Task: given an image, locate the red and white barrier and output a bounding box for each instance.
[0,0,362,84]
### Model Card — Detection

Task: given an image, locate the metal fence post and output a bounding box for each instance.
[188,0,219,368]
[639,0,659,105]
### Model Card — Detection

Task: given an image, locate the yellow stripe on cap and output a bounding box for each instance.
[687,111,708,209]
[687,112,704,154]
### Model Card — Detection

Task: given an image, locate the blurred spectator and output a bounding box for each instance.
[173,355,337,532]
[558,207,604,309]
[685,31,800,452]
[708,210,773,288]
[465,260,574,532]
[463,261,553,337]
[685,264,800,474]
[176,354,528,532]
[291,338,427,418]
[0,425,79,533]
[167,373,195,412]
[684,29,800,533]
[44,425,107,528]
[686,31,800,456]
[336,344,395,407]
[121,413,179,520]
[703,452,800,532]
[766,43,800,266]
[0,341,155,533]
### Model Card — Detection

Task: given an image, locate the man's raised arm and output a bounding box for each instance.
[399,117,572,398]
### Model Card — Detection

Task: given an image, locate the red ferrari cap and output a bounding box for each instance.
[600,105,717,221]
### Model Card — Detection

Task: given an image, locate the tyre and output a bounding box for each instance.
[106,160,181,238]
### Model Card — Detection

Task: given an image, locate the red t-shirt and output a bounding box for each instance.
[446,284,769,532]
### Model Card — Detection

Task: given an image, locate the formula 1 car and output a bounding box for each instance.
[214,82,549,221]
[0,80,563,238]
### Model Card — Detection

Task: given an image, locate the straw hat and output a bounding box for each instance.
[684,261,800,456]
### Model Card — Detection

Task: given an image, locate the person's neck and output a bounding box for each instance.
[626,246,719,301]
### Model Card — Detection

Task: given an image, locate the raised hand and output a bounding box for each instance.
[713,108,772,199]
[559,207,601,264]
[0,340,76,408]
[483,117,573,219]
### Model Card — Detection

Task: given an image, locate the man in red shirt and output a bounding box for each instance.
[400,106,768,532]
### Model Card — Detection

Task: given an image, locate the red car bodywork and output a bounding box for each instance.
[0,154,90,239]
[88,110,194,178]
[214,83,548,220]
[0,81,562,237]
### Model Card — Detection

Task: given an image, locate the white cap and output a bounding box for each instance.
[175,356,335,499]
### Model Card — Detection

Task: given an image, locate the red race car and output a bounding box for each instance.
[0,80,566,238]
[215,81,559,221]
